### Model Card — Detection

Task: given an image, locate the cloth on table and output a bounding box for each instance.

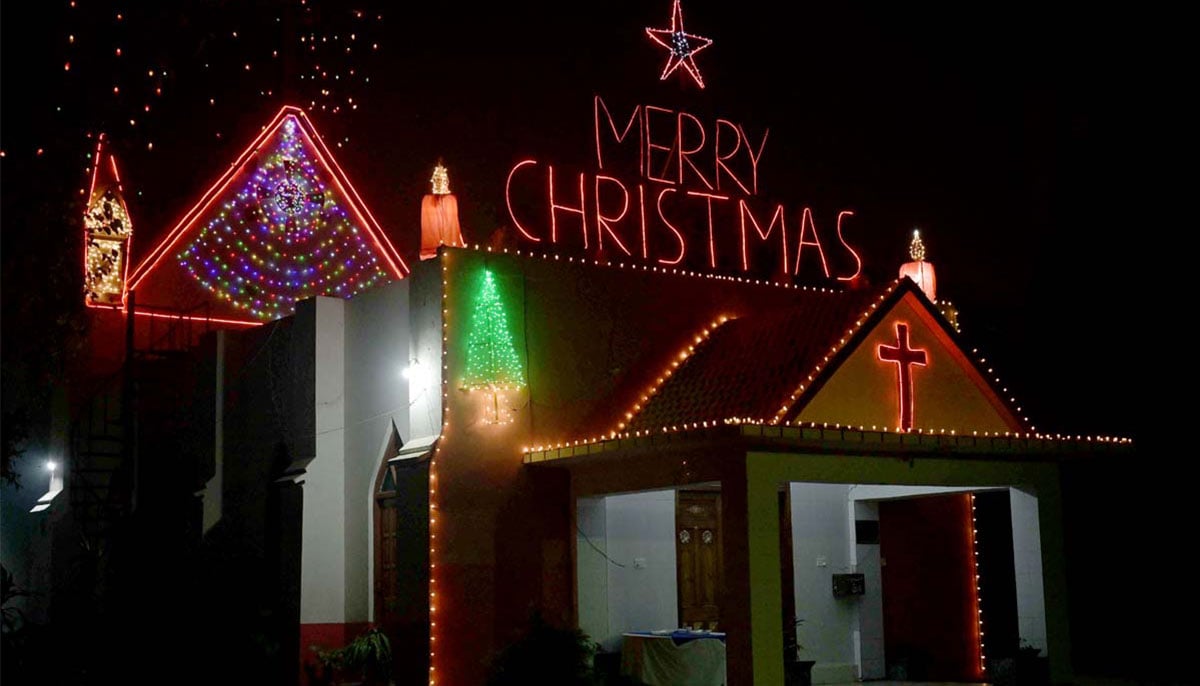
[620,632,726,686]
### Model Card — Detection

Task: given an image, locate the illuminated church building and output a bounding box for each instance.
[55,33,1129,686]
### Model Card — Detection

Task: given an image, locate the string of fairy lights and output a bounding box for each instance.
[38,0,390,214]
[425,247,1134,455]
[461,269,525,424]
[176,117,389,320]
[969,492,987,676]
[461,270,525,391]
[54,1,386,137]
[524,419,1133,461]
[429,255,452,685]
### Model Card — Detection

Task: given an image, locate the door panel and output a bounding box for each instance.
[676,491,722,629]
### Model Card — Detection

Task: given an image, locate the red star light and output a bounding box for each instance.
[645,0,713,89]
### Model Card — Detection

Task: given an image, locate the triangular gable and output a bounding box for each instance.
[790,282,1025,433]
[126,106,408,324]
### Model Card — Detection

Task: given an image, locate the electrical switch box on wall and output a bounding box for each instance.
[832,573,865,597]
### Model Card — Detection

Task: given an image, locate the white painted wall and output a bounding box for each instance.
[1010,487,1047,651]
[789,483,857,683]
[574,490,678,652]
[848,484,982,502]
[852,500,885,680]
[406,264,444,441]
[200,330,225,534]
[342,280,413,624]
[576,497,610,647]
[301,296,347,624]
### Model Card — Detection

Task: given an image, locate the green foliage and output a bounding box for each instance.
[784,615,805,659]
[1,565,30,634]
[1018,637,1042,658]
[488,612,599,686]
[1,408,31,489]
[311,626,393,685]
[1,150,89,487]
[462,269,524,389]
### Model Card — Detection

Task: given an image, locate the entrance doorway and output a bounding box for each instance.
[372,455,430,683]
[780,483,1046,684]
[676,491,722,630]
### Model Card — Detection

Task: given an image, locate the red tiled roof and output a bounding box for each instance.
[626,287,882,432]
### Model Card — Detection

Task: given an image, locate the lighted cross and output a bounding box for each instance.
[877,323,928,431]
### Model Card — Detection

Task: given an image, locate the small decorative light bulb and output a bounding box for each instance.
[431,162,450,196]
[909,229,926,261]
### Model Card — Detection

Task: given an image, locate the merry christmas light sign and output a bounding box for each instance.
[505,96,863,283]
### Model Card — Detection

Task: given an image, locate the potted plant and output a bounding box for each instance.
[488,611,600,686]
[309,626,393,686]
[1015,639,1049,685]
[783,616,815,686]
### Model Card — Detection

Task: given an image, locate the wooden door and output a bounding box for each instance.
[676,491,722,629]
[375,495,401,626]
[372,458,430,684]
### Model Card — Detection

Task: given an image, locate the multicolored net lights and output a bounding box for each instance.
[176,116,390,320]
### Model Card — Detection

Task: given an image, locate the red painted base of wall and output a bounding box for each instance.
[299,622,371,685]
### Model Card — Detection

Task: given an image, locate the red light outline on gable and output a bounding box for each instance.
[291,109,408,279]
[876,321,928,431]
[125,105,408,299]
[82,302,262,328]
[130,308,261,327]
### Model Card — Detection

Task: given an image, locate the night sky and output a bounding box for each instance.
[2,1,1172,440]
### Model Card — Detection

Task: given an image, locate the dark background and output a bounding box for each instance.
[2,1,1185,680]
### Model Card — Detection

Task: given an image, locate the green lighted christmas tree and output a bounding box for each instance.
[462,270,524,391]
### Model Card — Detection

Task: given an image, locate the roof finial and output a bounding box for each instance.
[431,159,450,196]
[909,229,926,262]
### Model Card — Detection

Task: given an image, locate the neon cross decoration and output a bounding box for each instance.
[877,322,928,431]
[645,0,713,89]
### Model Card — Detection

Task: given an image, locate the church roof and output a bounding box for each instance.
[620,278,1026,434]
[625,285,883,432]
[125,105,408,323]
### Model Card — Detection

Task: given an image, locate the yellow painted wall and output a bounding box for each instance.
[797,293,1019,433]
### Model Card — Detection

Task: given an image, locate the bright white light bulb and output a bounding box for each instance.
[403,360,433,394]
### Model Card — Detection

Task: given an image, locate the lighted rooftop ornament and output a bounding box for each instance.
[898,229,937,302]
[83,135,134,306]
[462,270,524,424]
[645,0,713,89]
[420,161,465,260]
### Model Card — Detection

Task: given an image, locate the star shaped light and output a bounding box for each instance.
[645,0,713,89]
